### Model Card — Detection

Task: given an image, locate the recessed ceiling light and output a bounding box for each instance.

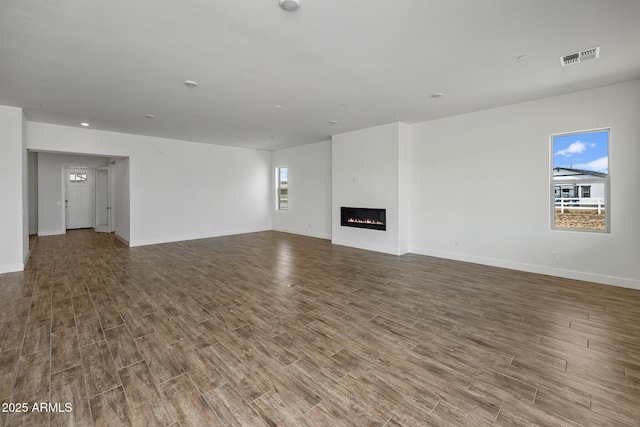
[274,105,283,109]
[80,122,90,127]
[279,0,300,11]
[184,80,198,87]
[145,114,156,119]
[430,92,444,99]
[517,55,528,61]
[330,120,339,124]
[270,136,277,140]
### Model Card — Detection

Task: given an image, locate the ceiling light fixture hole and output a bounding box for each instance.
[279,0,300,11]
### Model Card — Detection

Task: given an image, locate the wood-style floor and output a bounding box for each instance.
[1,230,639,426]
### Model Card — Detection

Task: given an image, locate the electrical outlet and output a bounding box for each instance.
[454,240,460,248]
[551,251,558,259]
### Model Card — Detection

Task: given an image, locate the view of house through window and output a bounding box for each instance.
[276,166,288,211]
[552,128,609,232]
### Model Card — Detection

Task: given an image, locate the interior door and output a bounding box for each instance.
[65,168,94,229]
[95,167,111,233]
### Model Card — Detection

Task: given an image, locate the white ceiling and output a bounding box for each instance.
[1,0,639,150]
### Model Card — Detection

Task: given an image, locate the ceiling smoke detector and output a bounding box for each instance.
[279,0,300,11]
[560,46,600,66]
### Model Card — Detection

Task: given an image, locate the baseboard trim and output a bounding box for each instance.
[272,226,331,240]
[23,249,30,268]
[114,233,130,247]
[129,226,271,248]
[37,230,65,237]
[0,262,25,274]
[410,247,640,291]
[331,238,406,256]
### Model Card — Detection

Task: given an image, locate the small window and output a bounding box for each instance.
[552,128,609,232]
[276,166,288,211]
[69,172,87,183]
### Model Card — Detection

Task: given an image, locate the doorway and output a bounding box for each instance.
[65,167,94,229]
[32,152,128,240]
[95,166,112,233]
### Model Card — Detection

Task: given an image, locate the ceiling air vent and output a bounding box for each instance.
[560,46,600,66]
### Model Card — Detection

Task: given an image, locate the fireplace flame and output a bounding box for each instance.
[347,218,385,225]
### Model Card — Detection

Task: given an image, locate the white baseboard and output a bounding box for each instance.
[272,226,331,240]
[331,238,406,256]
[114,233,130,247]
[37,230,65,237]
[0,262,24,274]
[410,247,640,291]
[129,226,271,247]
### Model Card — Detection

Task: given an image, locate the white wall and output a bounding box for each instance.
[28,151,38,234]
[0,105,26,273]
[27,122,271,247]
[332,122,409,255]
[271,140,332,239]
[409,80,640,289]
[21,112,29,265]
[6,80,638,289]
[398,123,410,254]
[36,153,110,236]
[113,157,130,242]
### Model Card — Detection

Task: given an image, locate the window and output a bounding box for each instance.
[69,172,88,183]
[276,166,288,211]
[551,128,609,232]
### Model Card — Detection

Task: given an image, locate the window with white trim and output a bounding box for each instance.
[276,166,288,211]
[551,128,609,232]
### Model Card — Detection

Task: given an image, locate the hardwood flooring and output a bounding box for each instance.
[1,229,639,426]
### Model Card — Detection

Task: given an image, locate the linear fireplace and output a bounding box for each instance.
[341,207,386,231]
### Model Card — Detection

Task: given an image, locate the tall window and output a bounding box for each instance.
[276,166,288,211]
[551,128,609,232]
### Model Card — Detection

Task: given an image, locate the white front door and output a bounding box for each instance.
[95,167,111,233]
[65,168,94,229]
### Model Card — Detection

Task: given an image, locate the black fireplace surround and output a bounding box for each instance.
[341,207,386,231]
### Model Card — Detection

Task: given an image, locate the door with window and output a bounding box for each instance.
[65,168,94,229]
